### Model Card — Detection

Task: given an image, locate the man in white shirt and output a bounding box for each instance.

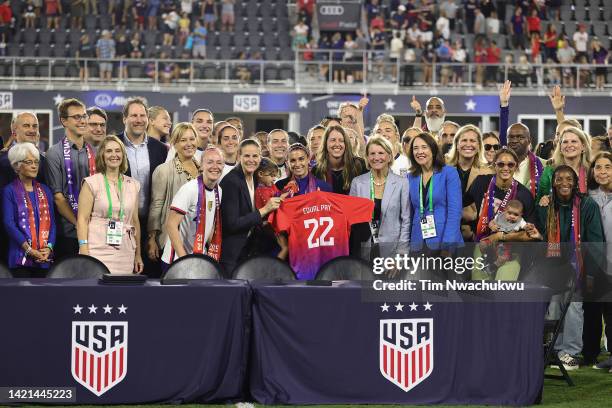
[572,24,589,60]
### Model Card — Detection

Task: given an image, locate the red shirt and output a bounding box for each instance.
[526,16,541,33]
[486,46,501,63]
[0,4,12,24]
[255,184,281,210]
[270,191,373,280]
[297,0,315,16]
[370,16,385,31]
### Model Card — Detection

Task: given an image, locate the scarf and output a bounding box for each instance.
[193,176,222,261]
[475,176,518,241]
[63,137,96,215]
[284,173,318,197]
[547,195,583,279]
[12,179,51,266]
[527,151,543,198]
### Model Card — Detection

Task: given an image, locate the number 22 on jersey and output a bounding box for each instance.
[303,216,335,249]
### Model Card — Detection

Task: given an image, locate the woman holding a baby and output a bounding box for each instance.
[463,147,540,280]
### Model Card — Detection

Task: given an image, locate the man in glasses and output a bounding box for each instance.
[44,98,98,259]
[85,106,107,152]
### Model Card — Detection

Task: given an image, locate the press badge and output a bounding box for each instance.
[106,220,124,245]
[369,221,380,244]
[420,215,437,239]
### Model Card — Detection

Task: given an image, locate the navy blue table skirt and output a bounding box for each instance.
[249,281,547,406]
[0,279,251,404]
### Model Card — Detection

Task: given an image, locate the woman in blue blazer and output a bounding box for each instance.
[407,132,463,252]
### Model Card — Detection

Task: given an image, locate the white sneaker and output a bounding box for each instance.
[551,353,579,371]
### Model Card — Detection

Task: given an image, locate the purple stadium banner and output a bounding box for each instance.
[316,0,361,31]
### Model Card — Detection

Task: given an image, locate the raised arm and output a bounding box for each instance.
[548,85,566,127]
[498,80,511,146]
[410,96,423,129]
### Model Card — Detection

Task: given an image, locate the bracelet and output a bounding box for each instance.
[47,243,54,250]
[25,246,32,256]
[415,112,423,117]
[78,239,88,246]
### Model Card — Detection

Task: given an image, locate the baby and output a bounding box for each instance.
[488,200,527,234]
[482,200,527,275]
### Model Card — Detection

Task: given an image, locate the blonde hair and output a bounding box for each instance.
[95,135,129,174]
[365,136,394,169]
[445,124,487,168]
[169,122,198,146]
[344,127,363,157]
[373,115,401,156]
[551,126,592,169]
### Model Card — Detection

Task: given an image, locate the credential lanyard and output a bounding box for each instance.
[419,174,433,218]
[104,174,124,221]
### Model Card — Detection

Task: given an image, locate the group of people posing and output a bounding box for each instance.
[0,82,610,369]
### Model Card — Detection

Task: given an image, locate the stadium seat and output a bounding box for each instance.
[23,46,37,57]
[23,29,38,45]
[39,29,51,46]
[52,61,68,78]
[264,66,278,80]
[162,254,223,280]
[52,30,67,47]
[232,255,296,281]
[47,255,109,278]
[315,256,375,281]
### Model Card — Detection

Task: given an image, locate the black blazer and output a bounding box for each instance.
[118,132,168,202]
[219,165,263,274]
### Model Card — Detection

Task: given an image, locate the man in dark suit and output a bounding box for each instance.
[118,97,168,278]
[0,112,47,187]
[220,139,281,276]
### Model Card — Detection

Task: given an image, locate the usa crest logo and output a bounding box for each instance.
[71,304,128,396]
[380,317,434,392]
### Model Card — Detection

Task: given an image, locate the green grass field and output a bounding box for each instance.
[56,365,611,408]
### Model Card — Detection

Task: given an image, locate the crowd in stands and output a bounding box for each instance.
[297,0,609,88]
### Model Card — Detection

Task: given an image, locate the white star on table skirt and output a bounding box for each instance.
[395,302,404,312]
[381,303,390,312]
[118,304,128,314]
[88,304,98,314]
[73,304,82,314]
[424,302,433,311]
[409,302,418,311]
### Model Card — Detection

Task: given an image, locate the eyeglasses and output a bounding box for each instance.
[495,161,517,169]
[20,160,40,166]
[66,114,89,121]
[484,144,501,151]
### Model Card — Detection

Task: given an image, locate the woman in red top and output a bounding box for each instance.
[44,0,62,30]
[526,9,541,36]
[543,24,558,62]
[474,38,487,88]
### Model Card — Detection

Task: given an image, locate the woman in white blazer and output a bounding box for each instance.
[350,136,411,258]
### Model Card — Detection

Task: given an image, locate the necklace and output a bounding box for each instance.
[373,178,386,187]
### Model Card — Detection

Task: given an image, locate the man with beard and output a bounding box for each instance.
[85,106,107,151]
[410,96,447,140]
[119,97,167,277]
[166,108,214,162]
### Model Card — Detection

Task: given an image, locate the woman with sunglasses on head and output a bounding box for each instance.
[446,124,494,241]
[532,165,605,371]
[463,148,538,279]
[583,152,612,369]
[313,126,366,195]
[536,126,592,207]
[407,132,463,254]
[482,132,501,165]
[2,143,56,277]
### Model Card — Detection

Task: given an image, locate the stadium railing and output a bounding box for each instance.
[0,50,608,93]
